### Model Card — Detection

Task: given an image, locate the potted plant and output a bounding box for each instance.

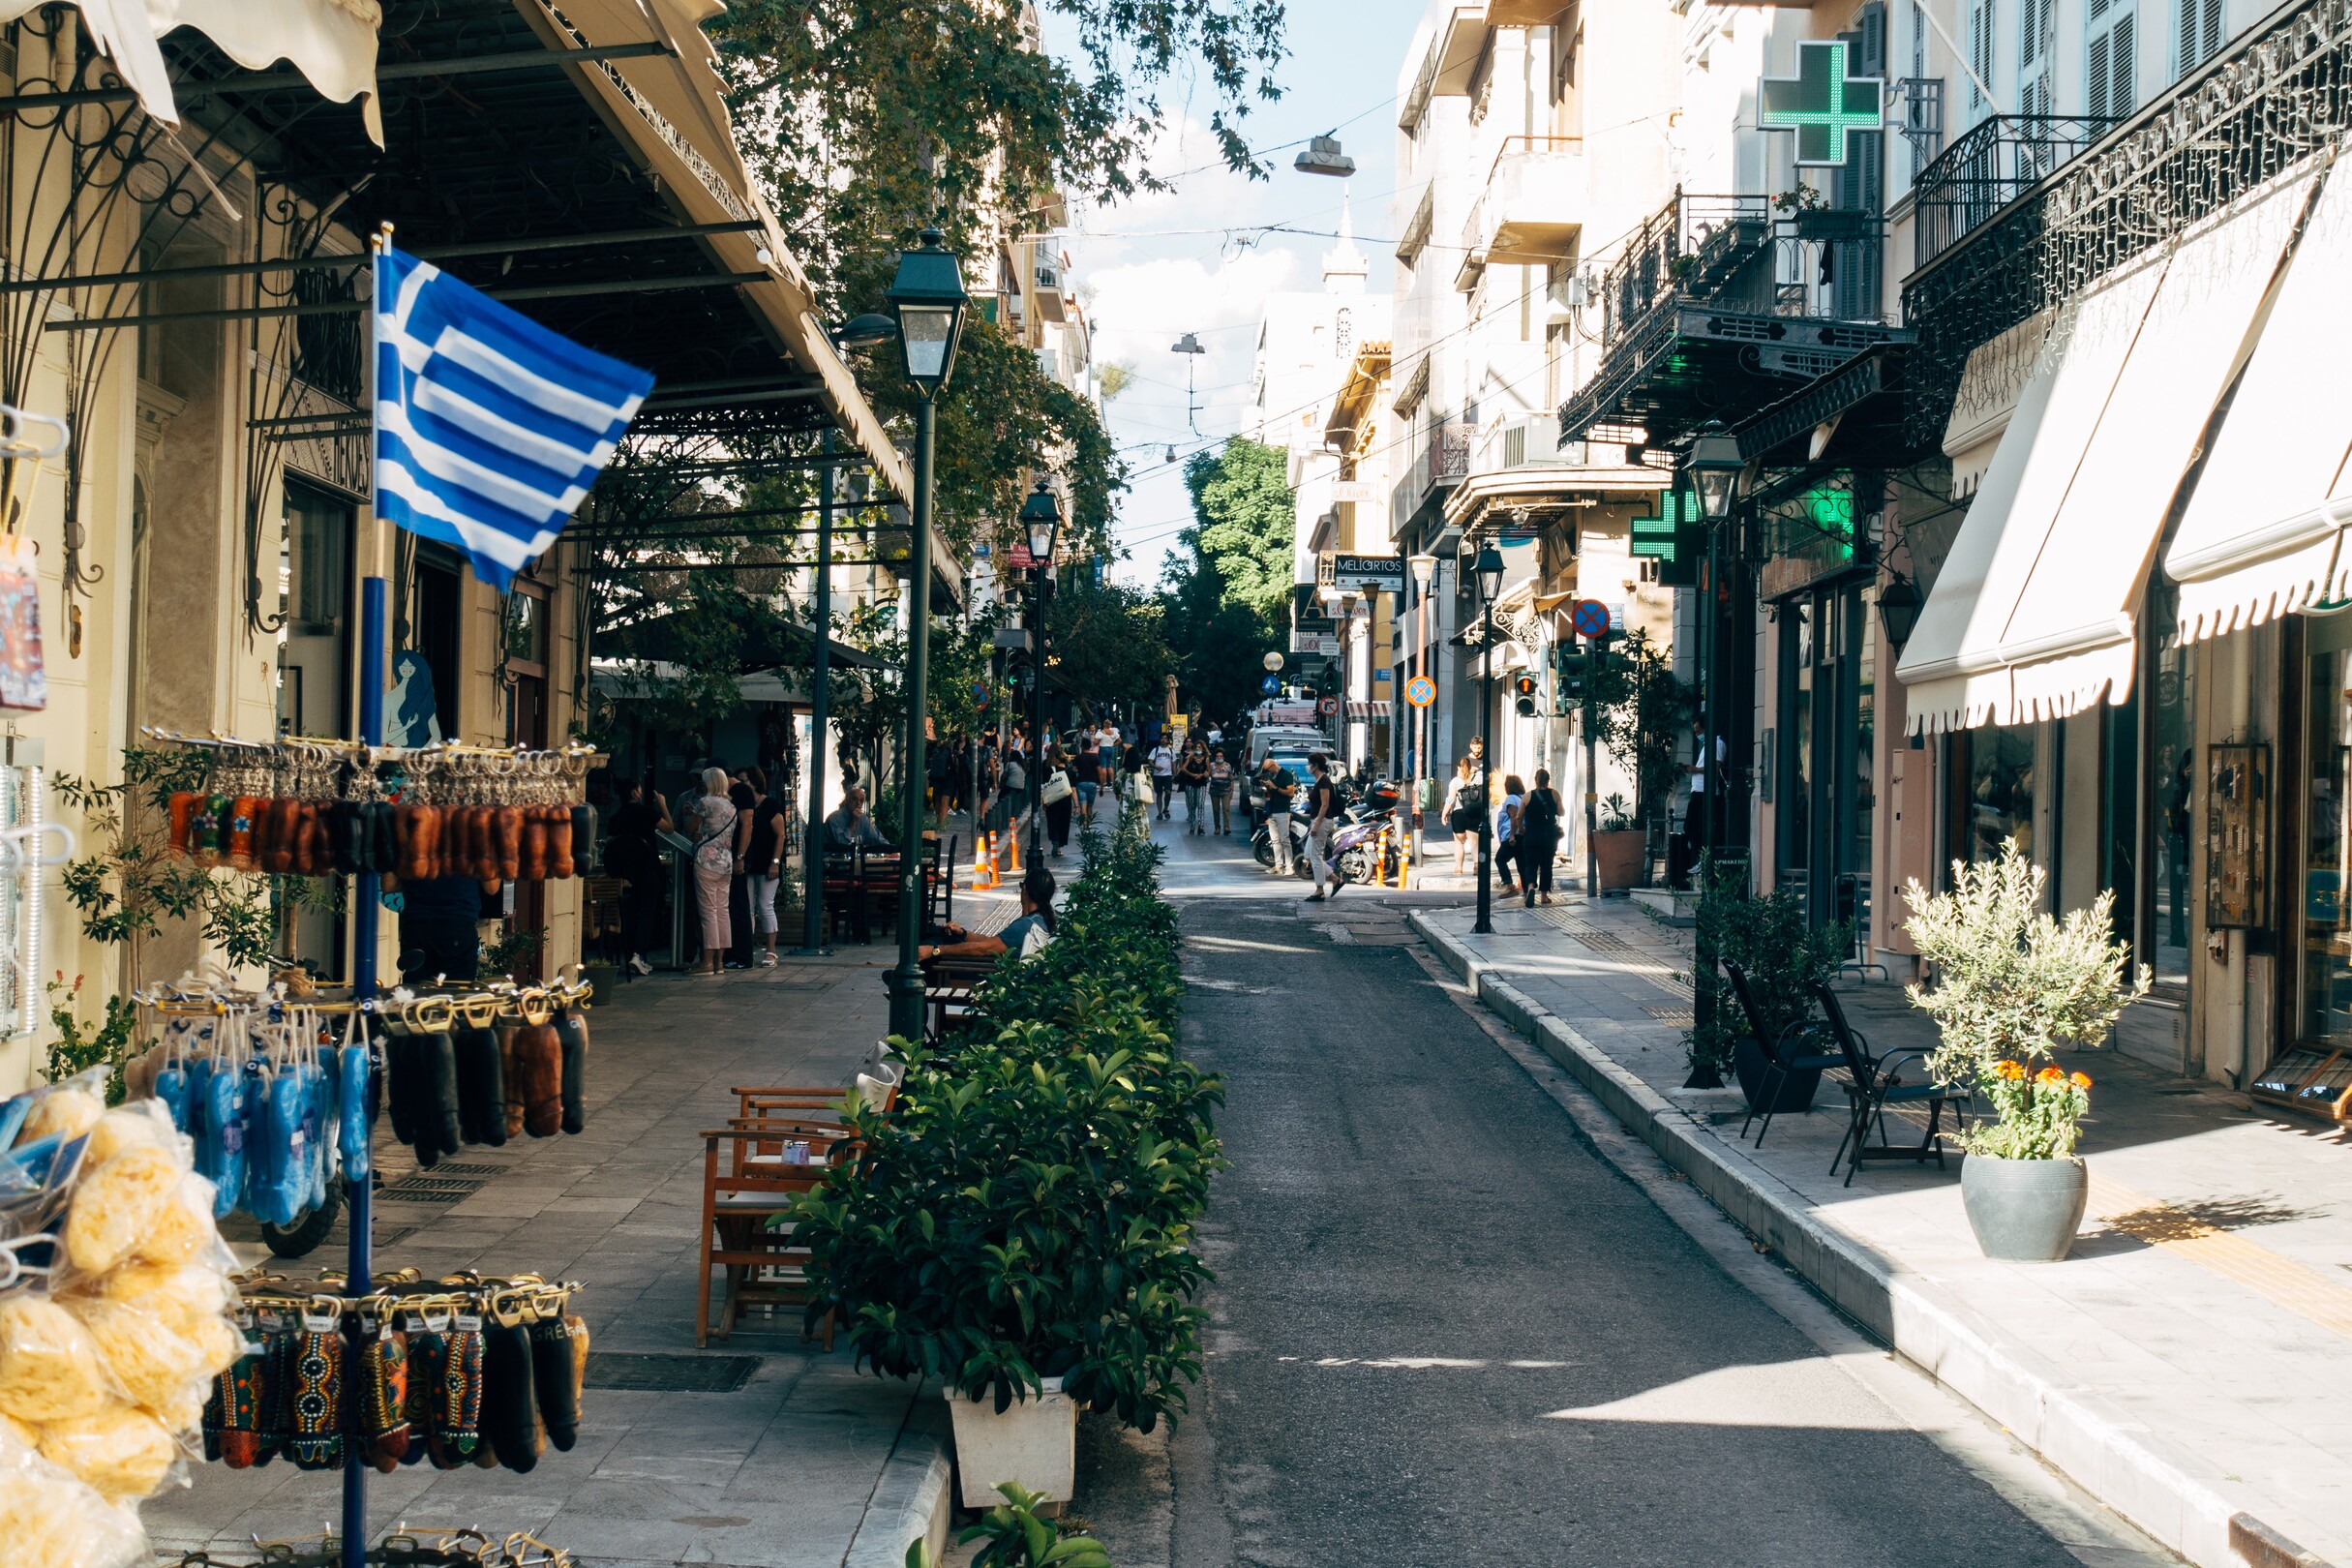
[1903,841,2147,1261]
[1590,795,1646,890]
[1683,859,1851,1100]
[794,829,1220,1504]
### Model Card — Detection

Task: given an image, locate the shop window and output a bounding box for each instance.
[1777,599,1815,896]
[2298,612,2352,1047]
[1950,723,2035,867]
[277,484,351,738]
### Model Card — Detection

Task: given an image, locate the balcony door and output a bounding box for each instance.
[2088,0,2138,121]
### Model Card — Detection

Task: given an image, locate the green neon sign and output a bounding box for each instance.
[1760,41,1885,167]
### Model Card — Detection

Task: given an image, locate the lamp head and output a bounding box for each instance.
[1018,477,1064,564]
[1407,552,1438,588]
[1686,422,1745,522]
[1878,574,1925,652]
[886,228,970,396]
[1473,545,1506,605]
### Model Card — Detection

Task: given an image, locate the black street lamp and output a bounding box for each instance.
[884,228,969,1042]
[1878,573,1923,652]
[1019,476,1064,859]
[1470,543,1505,936]
[1687,423,1744,522]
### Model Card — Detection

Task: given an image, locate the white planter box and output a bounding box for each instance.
[945,1376,1078,1508]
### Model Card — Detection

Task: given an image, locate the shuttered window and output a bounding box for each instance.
[2176,0,2221,76]
[2088,0,2136,120]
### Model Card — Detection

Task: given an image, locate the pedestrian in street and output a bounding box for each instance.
[1446,756,1482,876]
[1071,728,1099,827]
[1040,744,1075,857]
[1304,752,1346,901]
[1209,748,1235,835]
[685,767,739,977]
[1150,736,1177,821]
[1177,741,1211,833]
[744,767,789,965]
[1257,756,1297,875]
[726,772,759,970]
[1495,772,1525,895]
[605,777,670,975]
[1521,768,1564,907]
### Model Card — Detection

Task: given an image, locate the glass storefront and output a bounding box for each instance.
[1951,723,2035,866]
[2257,611,2352,1110]
[2149,606,2198,987]
[1775,582,1874,932]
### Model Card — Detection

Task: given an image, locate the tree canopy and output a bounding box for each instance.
[1159,437,1295,726]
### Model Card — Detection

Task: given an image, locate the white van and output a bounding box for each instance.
[1247,726,1331,771]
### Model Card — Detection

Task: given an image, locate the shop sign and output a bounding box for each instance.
[2207,742,2272,928]
[1331,554,1405,593]
[1760,40,1885,167]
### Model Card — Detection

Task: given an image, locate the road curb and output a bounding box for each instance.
[1408,908,2326,1568]
[844,1391,954,1568]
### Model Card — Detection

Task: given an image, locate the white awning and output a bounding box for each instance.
[1942,310,2050,500]
[0,1,384,142]
[2166,163,2352,643]
[1898,164,2315,731]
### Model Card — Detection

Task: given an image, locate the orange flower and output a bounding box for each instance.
[2070,1070,2093,1090]
[1993,1059,2026,1080]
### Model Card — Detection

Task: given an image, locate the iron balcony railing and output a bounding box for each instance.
[1594,190,1888,358]
[1388,418,1472,527]
[1910,113,2119,270]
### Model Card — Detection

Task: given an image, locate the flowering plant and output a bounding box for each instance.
[1972,1061,2096,1159]
[1903,840,2146,1160]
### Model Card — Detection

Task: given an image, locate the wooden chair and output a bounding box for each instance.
[696,1121,859,1346]
[921,952,995,1042]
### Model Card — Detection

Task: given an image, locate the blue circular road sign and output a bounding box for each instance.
[1572,598,1611,640]
[1261,674,1282,695]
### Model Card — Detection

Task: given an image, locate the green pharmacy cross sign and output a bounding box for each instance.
[1760,40,1885,166]
[1631,485,1704,587]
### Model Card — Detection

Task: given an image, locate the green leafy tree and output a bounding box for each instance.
[1180,438,1296,623]
[1589,630,1694,829]
[1048,577,1175,719]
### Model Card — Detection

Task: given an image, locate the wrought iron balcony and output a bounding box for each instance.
[1593,190,1888,361]
[1389,418,1473,528]
[1910,114,2119,271]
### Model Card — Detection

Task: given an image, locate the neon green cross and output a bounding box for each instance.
[1631,487,1697,561]
[1760,41,1885,167]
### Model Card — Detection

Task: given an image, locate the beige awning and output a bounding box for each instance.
[1941,310,2050,500]
[2166,164,2352,643]
[1898,164,2315,731]
[0,0,383,139]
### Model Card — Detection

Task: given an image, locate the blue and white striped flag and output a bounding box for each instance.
[373,244,653,589]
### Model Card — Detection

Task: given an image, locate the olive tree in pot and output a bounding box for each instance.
[1684,857,1851,1100]
[1903,841,2147,1261]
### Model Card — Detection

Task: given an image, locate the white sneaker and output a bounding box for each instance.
[627,954,652,976]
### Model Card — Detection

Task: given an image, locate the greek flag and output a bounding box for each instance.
[373,244,653,588]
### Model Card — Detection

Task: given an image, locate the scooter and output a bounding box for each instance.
[1251,813,1312,876]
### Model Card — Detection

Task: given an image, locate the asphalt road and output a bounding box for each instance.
[1073,804,2174,1568]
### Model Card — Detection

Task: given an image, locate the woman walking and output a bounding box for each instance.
[1040,744,1075,857]
[1520,769,1565,906]
[1209,747,1235,835]
[1071,728,1100,828]
[685,768,739,976]
[1176,741,1212,834]
[1495,772,1526,895]
[1445,756,1481,875]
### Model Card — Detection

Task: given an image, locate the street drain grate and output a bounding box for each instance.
[582,1353,761,1394]
[377,1174,486,1204]
[1643,1006,1696,1025]
[428,1163,513,1176]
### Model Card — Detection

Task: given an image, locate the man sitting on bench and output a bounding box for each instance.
[920,866,1057,965]
[825,786,889,850]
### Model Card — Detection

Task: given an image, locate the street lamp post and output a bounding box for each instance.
[1470,543,1504,935]
[883,229,969,1042]
[1408,553,1436,868]
[1019,477,1063,860]
[1684,424,1745,1084]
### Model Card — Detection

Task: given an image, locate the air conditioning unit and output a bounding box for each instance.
[1502,415,1586,468]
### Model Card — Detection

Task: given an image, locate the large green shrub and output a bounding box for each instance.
[793,822,1222,1432]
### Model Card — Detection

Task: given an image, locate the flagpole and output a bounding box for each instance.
[342,224,394,1568]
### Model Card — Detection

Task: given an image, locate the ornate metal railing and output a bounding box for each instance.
[1594,190,1889,359]
[1902,0,2352,445]
[1911,114,2119,271]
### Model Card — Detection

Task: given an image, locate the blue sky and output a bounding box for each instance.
[1040,0,1426,587]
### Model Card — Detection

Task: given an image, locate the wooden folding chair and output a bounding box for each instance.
[696,1121,859,1347]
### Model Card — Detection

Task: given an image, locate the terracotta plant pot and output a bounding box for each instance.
[1960,1152,2089,1262]
[946,1376,1077,1508]
[1591,829,1645,890]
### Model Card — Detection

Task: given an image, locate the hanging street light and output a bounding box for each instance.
[1878,572,1924,653]
[1294,134,1357,177]
[883,228,970,1040]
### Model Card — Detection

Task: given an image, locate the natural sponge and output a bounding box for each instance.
[0,1298,108,1424]
[16,1085,104,1147]
[36,1402,177,1499]
[0,1443,148,1568]
[63,1146,180,1274]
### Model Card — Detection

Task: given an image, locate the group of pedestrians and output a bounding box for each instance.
[1440,749,1566,905]
[603,765,795,978]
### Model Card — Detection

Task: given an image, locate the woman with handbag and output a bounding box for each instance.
[684,768,739,976]
[1039,745,1075,858]
[1444,756,1481,875]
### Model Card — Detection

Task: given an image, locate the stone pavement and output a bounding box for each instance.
[149,949,950,1568]
[1413,892,2352,1568]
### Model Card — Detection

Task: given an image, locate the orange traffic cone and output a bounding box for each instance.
[973,832,998,889]
[1005,824,1023,876]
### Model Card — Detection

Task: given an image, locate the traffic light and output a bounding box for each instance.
[1513,670,1541,718]
[1554,645,1589,709]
